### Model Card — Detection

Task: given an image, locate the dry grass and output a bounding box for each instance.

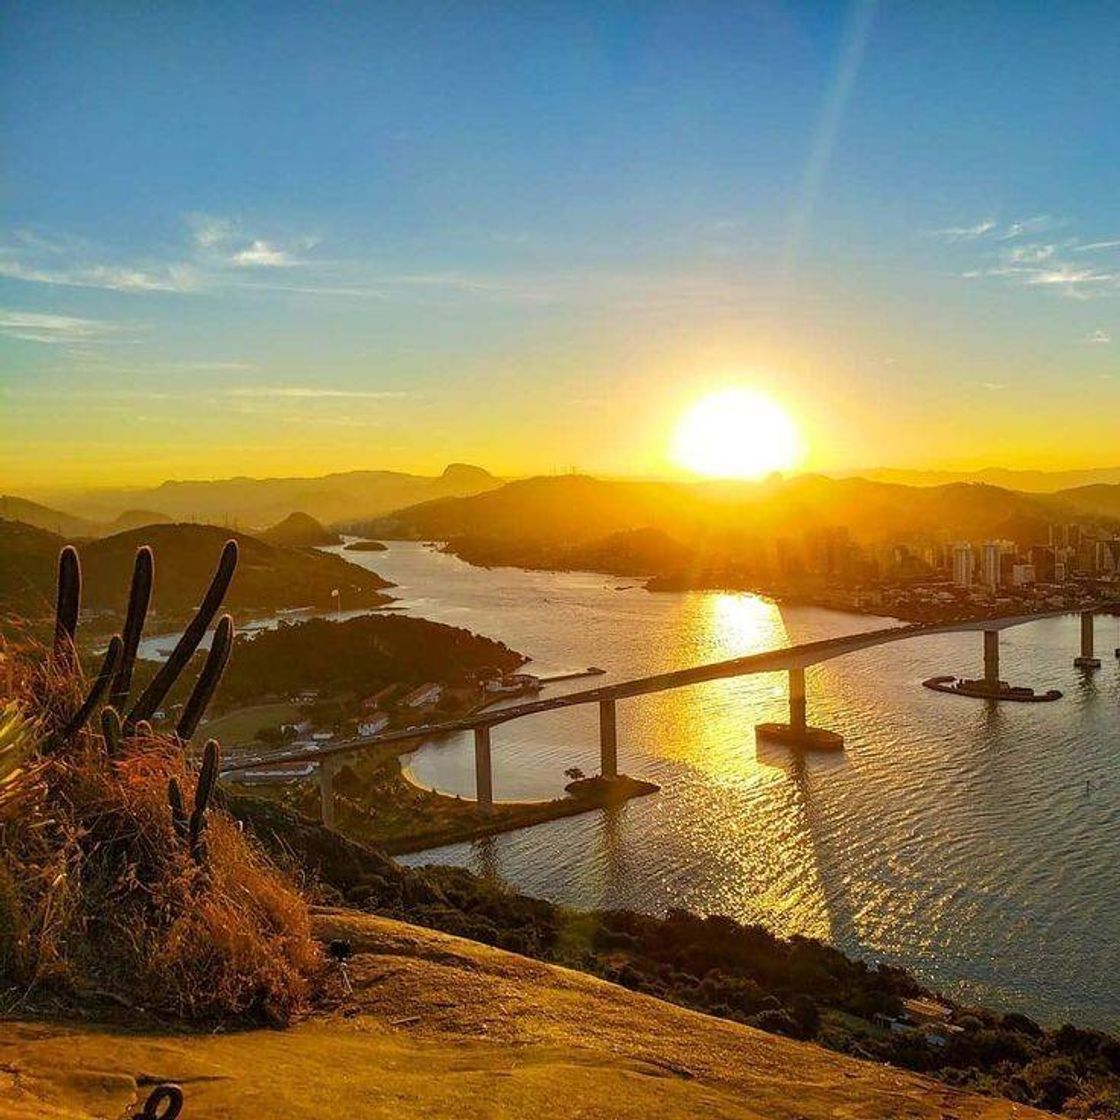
[0,637,323,1025]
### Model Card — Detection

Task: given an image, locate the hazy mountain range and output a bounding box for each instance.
[371,474,1120,568]
[15,463,499,533]
[4,470,1119,613]
[843,466,1120,492]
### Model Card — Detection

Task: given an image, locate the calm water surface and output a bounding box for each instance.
[331,541,1120,1028]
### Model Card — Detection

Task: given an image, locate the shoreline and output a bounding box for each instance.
[237,683,661,856]
[403,538,1118,626]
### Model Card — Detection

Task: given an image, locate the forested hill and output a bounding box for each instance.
[214,614,524,706]
[375,474,1120,559]
[0,520,392,621]
[260,511,342,547]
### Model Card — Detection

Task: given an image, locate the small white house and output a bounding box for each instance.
[402,682,444,709]
[357,713,390,737]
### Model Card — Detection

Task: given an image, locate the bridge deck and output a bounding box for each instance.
[221,604,1115,774]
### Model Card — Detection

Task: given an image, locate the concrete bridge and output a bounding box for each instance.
[221,604,1119,824]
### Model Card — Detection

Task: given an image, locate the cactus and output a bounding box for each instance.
[59,637,122,740]
[167,739,220,863]
[52,546,81,669]
[100,706,122,758]
[108,546,153,712]
[167,778,188,841]
[126,540,238,730]
[175,614,234,742]
[187,740,220,864]
[42,538,237,753]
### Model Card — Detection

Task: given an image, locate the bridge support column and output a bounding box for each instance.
[755,666,843,752]
[599,699,618,779]
[474,726,494,814]
[983,630,1001,690]
[1075,611,1101,669]
[789,667,807,732]
[318,756,337,830]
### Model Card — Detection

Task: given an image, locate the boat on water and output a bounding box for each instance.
[922,675,1062,703]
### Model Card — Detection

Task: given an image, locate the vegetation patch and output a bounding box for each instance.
[0,539,323,1026]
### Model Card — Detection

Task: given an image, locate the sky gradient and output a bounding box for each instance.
[2,1,1118,491]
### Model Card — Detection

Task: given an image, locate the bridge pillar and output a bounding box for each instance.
[755,666,843,751]
[474,726,494,814]
[788,667,807,731]
[983,630,1000,689]
[318,756,337,830]
[599,698,618,779]
[1075,611,1101,669]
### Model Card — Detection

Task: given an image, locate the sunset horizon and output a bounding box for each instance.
[2,5,1119,1118]
[3,3,1118,492]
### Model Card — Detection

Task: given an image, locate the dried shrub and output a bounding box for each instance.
[0,637,323,1025]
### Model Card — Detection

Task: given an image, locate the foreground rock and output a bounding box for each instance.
[0,909,1051,1119]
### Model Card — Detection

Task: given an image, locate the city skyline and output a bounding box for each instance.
[2,1,1119,489]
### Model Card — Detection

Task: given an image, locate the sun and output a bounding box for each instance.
[672,388,800,479]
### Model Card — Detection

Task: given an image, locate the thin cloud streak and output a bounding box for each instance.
[0,308,134,345]
[224,386,413,400]
[946,215,1120,300]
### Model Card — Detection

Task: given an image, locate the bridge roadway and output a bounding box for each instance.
[221,603,1118,781]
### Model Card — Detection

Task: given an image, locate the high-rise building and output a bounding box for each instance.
[981,542,1002,589]
[952,543,974,587]
[1049,523,1084,551]
[1028,545,1057,583]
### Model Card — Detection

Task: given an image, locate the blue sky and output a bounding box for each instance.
[1,1,1118,489]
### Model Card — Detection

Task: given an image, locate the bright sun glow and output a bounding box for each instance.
[673,388,800,479]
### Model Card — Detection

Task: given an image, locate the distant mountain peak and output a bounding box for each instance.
[260,511,341,547]
[441,463,494,481]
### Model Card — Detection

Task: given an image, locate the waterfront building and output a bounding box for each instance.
[952,543,974,587]
[1028,545,1057,583]
[981,542,1001,589]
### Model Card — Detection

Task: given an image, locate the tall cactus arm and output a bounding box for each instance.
[100,706,122,758]
[126,540,238,729]
[188,739,220,862]
[60,637,122,740]
[168,778,188,841]
[175,615,234,742]
[109,546,153,711]
[52,546,82,668]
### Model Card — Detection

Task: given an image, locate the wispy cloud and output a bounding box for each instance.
[0,257,196,293]
[1072,239,1120,253]
[932,219,996,242]
[978,381,1007,391]
[230,240,297,267]
[1088,328,1112,344]
[998,215,1055,240]
[1005,243,1055,264]
[944,214,1120,300]
[0,308,133,345]
[224,386,412,400]
[0,214,312,296]
[187,214,237,250]
[1024,266,1116,294]
[187,213,310,269]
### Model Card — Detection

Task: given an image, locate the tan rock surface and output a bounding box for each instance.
[0,908,1053,1119]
